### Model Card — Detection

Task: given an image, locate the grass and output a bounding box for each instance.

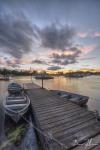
[0,125,26,150]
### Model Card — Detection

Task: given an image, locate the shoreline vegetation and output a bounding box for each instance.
[0,68,100,78]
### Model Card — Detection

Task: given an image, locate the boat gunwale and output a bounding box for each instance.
[3,94,30,115]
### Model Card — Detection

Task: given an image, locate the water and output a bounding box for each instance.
[0,75,100,149]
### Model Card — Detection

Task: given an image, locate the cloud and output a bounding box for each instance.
[82,65,90,67]
[77,32,100,38]
[32,24,82,66]
[51,47,81,65]
[0,9,96,69]
[0,60,3,65]
[77,32,88,38]
[94,32,100,37]
[5,58,20,68]
[79,45,96,54]
[78,57,96,61]
[36,23,75,51]
[47,66,62,70]
[32,59,47,65]
[0,12,33,59]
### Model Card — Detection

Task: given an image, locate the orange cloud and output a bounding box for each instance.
[48,49,75,56]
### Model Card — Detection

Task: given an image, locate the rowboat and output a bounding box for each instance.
[3,94,30,123]
[50,90,89,106]
[8,83,23,94]
[0,76,9,81]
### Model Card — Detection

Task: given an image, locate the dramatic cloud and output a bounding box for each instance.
[0,13,33,59]
[51,47,81,65]
[47,66,62,70]
[0,10,97,69]
[36,23,75,51]
[31,24,83,66]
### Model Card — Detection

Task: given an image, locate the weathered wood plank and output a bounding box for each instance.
[55,120,98,140]
[34,101,76,111]
[39,109,91,124]
[36,107,83,121]
[41,112,94,130]
[34,101,77,110]
[42,114,95,131]
[36,105,80,117]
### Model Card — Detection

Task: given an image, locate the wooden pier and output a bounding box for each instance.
[25,83,100,150]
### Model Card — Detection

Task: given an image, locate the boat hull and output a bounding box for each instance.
[5,107,29,123]
[35,77,54,79]
[4,94,30,123]
[50,90,89,106]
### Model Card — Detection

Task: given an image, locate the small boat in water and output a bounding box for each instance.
[51,90,89,106]
[35,74,54,80]
[8,83,23,94]
[3,94,30,123]
[0,75,9,81]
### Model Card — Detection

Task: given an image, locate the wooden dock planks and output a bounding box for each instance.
[26,83,100,150]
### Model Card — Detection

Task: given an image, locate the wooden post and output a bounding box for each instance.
[42,78,44,88]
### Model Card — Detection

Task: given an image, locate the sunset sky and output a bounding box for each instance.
[0,0,100,70]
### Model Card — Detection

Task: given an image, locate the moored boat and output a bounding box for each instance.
[8,83,23,94]
[35,74,54,79]
[3,94,30,123]
[0,76,9,81]
[50,90,89,106]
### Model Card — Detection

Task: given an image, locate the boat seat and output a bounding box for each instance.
[6,103,27,110]
[69,97,80,102]
[6,99,27,105]
[60,94,71,98]
[7,97,25,100]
